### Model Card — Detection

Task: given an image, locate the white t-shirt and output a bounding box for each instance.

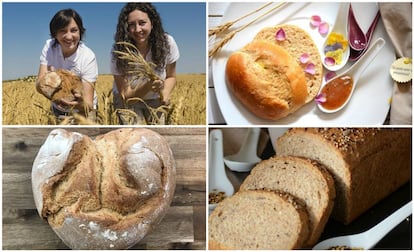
[110,34,180,100]
[40,39,99,109]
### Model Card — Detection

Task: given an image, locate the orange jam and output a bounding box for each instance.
[320,75,353,110]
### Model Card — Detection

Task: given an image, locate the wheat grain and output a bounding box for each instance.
[208,2,273,37]
[209,2,286,58]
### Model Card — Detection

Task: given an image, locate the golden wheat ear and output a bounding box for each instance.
[113,41,164,101]
[113,42,160,83]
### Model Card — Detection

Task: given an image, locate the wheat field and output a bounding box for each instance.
[3,74,206,125]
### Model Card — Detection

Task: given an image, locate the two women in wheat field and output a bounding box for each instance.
[36,3,179,125]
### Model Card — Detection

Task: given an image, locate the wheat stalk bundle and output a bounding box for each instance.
[113,41,160,83]
[209,2,286,58]
[208,2,272,37]
[113,41,165,101]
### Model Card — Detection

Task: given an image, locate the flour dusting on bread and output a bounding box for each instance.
[31,128,176,249]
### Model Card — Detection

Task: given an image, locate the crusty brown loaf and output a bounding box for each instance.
[226,40,308,120]
[37,69,84,104]
[240,156,336,247]
[208,190,309,250]
[31,128,176,249]
[276,128,411,224]
[254,24,323,102]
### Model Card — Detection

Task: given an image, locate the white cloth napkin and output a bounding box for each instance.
[379,3,412,125]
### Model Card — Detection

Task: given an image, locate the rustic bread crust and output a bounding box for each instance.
[31,128,176,249]
[226,40,308,120]
[276,128,411,224]
[38,69,84,103]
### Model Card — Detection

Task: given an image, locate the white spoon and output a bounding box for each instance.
[321,2,350,72]
[208,129,234,213]
[317,37,385,113]
[313,201,412,250]
[224,128,262,172]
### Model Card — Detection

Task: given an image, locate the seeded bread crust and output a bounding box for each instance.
[208,189,310,250]
[240,156,336,247]
[254,24,323,103]
[276,128,411,224]
[32,128,176,249]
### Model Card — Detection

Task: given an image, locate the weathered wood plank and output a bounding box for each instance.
[2,206,195,250]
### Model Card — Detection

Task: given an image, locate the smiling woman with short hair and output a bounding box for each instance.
[36,8,98,122]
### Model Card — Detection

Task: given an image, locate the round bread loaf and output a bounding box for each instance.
[226,40,308,120]
[209,190,309,250]
[254,24,323,102]
[31,128,176,249]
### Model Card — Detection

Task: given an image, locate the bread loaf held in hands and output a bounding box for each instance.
[37,69,84,104]
[31,128,176,249]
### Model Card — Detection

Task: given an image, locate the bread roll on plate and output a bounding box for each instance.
[31,128,176,249]
[255,24,323,102]
[226,40,308,120]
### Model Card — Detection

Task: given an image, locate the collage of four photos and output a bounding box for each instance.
[2,1,413,250]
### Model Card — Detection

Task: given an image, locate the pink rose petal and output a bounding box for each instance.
[324,57,335,66]
[305,63,316,75]
[300,53,310,64]
[315,93,327,104]
[310,15,321,28]
[275,28,286,41]
[325,71,337,82]
[318,21,329,36]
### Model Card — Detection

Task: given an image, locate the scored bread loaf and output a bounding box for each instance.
[254,24,323,102]
[276,128,411,224]
[240,156,336,247]
[208,190,309,250]
[37,69,84,104]
[31,128,176,249]
[225,40,308,120]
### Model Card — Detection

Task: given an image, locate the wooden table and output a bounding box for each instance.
[2,127,206,249]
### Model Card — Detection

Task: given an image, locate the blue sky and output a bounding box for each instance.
[2,2,206,80]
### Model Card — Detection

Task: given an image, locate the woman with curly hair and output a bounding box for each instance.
[111,3,180,124]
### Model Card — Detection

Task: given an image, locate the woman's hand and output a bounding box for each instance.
[55,90,82,110]
[150,79,164,93]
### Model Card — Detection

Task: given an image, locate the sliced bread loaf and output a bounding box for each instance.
[254,24,323,103]
[208,190,309,250]
[276,128,411,224]
[240,156,336,247]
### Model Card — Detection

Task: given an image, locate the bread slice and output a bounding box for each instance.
[254,24,323,103]
[276,128,411,224]
[240,156,335,247]
[208,190,309,250]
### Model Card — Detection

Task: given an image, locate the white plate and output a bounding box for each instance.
[211,2,394,125]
